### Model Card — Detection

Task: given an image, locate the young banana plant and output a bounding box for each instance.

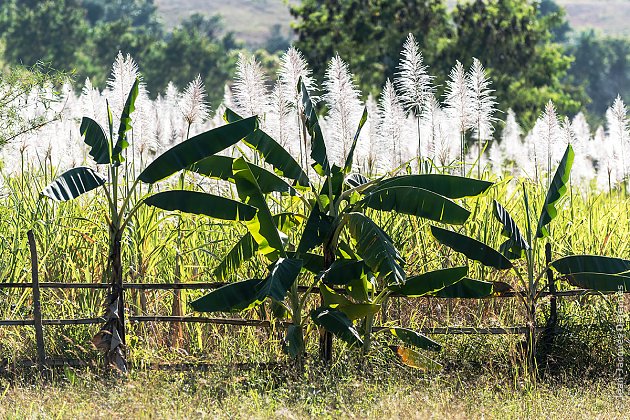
[429,143,630,376]
[160,81,495,369]
[41,79,258,372]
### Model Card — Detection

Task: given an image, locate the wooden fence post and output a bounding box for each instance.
[27,230,46,369]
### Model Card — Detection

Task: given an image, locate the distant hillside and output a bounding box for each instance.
[154,0,630,47]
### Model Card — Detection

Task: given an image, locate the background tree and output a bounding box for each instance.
[567,30,630,123]
[0,0,88,72]
[290,0,451,97]
[439,0,583,127]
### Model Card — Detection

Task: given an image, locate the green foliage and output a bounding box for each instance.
[0,2,237,105]
[291,0,584,127]
[567,29,630,121]
[290,0,451,97]
[446,0,583,127]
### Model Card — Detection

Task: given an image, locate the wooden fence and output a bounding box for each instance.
[0,231,623,369]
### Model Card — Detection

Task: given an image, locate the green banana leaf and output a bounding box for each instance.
[536,144,574,238]
[112,78,139,165]
[564,272,630,292]
[80,117,111,165]
[370,174,492,199]
[224,108,310,187]
[493,200,530,259]
[300,80,330,176]
[143,190,257,221]
[191,155,297,195]
[391,266,468,297]
[190,278,263,312]
[359,186,471,225]
[255,257,303,301]
[41,167,106,201]
[296,199,334,253]
[233,158,286,256]
[551,255,630,275]
[138,116,257,183]
[212,233,258,281]
[431,278,494,298]
[343,107,368,173]
[311,307,363,346]
[431,226,513,270]
[321,259,369,286]
[389,328,441,351]
[346,212,406,285]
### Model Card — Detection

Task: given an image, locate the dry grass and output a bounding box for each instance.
[0,368,627,419]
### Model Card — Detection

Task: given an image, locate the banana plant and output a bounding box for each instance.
[40,79,258,371]
[148,80,495,368]
[428,144,630,375]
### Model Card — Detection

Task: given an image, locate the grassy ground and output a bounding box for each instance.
[1,365,626,419]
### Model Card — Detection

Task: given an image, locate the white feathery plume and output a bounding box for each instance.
[606,96,628,184]
[499,109,524,176]
[467,58,497,177]
[179,75,210,137]
[322,55,363,167]
[232,53,270,125]
[421,95,443,164]
[279,46,317,105]
[268,81,294,152]
[571,112,591,144]
[533,100,562,181]
[377,79,406,169]
[395,34,434,166]
[429,109,459,170]
[396,33,434,117]
[278,47,318,171]
[444,60,473,174]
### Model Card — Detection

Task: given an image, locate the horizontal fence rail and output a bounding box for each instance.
[0,281,617,298]
[3,230,627,370]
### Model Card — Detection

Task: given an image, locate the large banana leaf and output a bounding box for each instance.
[296,199,334,253]
[493,200,530,259]
[256,258,303,301]
[233,158,286,256]
[42,167,106,201]
[431,278,494,298]
[431,226,513,270]
[321,259,369,286]
[190,278,263,312]
[391,266,468,297]
[551,255,630,275]
[224,108,310,187]
[138,116,257,183]
[320,285,380,320]
[80,117,111,165]
[390,328,441,351]
[112,78,139,165]
[359,186,470,225]
[287,251,325,274]
[565,272,630,291]
[343,107,368,173]
[191,155,297,195]
[311,307,363,346]
[143,191,257,221]
[212,233,258,281]
[370,174,492,199]
[346,212,405,285]
[536,144,574,238]
[300,80,330,176]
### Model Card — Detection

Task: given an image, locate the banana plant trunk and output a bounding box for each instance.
[319,244,335,362]
[93,227,127,372]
